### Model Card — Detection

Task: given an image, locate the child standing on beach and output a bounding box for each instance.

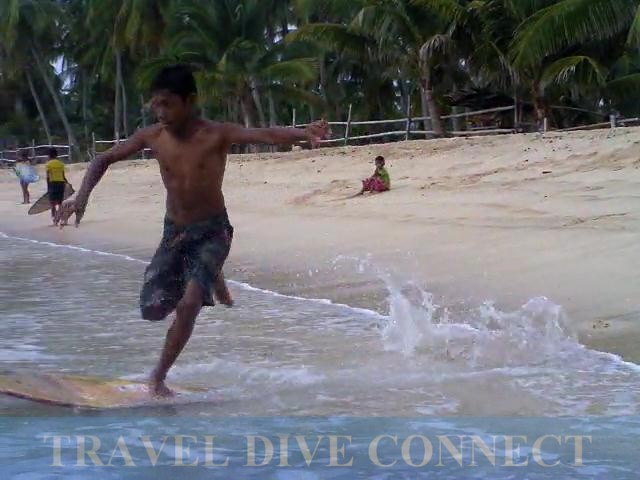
[359,155,390,194]
[57,64,330,397]
[14,150,38,204]
[46,147,67,225]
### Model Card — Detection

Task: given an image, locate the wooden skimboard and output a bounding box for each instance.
[28,183,75,215]
[0,371,206,409]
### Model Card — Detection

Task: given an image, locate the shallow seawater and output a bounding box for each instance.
[1,232,639,478]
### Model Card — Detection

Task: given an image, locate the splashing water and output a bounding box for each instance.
[335,255,640,415]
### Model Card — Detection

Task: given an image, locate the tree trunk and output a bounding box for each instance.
[419,87,431,137]
[26,71,52,145]
[267,91,277,152]
[268,91,277,127]
[420,61,444,137]
[14,96,25,115]
[249,78,267,128]
[451,106,463,132]
[31,47,77,150]
[82,70,90,143]
[532,81,548,132]
[240,92,258,152]
[319,56,328,100]
[115,51,125,139]
[225,99,232,122]
[398,80,409,119]
[240,95,252,128]
[240,88,258,128]
[114,51,122,140]
[234,97,241,124]
[140,94,148,127]
[119,61,129,137]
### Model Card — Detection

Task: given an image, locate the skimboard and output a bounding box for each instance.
[28,183,75,215]
[0,370,207,409]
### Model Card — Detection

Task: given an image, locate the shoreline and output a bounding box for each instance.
[1,129,639,362]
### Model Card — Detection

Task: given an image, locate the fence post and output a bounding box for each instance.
[344,104,353,146]
[292,108,296,127]
[543,117,549,133]
[513,94,519,131]
[405,95,412,141]
[91,132,96,161]
[31,139,36,161]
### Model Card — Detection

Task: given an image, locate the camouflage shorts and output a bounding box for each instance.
[140,211,233,317]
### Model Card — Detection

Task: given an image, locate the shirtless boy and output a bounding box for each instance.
[57,65,330,396]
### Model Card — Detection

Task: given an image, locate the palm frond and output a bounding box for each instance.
[268,83,326,108]
[354,4,423,47]
[607,73,640,96]
[511,0,637,69]
[420,33,455,62]
[540,55,607,88]
[410,0,466,23]
[626,4,640,47]
[259,59,318,82]
[287,23,374,57]
[506,0,559,20]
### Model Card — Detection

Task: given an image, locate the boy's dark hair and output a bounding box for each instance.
[48,147,58,159]
[375,155,385,163]
[151,64,197,99]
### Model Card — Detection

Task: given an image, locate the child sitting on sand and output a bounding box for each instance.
[359,155,390,194]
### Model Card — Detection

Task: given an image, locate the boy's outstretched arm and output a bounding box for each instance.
[222,120,331,148]
[57,128,149,227]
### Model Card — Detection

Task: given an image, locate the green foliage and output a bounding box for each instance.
[3,0,640,147]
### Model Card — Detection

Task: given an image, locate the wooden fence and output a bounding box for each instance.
[0,142,72,167]
[89,104,518,156]
[293,105,517,145]
[2,105,635,166]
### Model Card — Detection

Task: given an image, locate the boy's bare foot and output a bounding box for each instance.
[149,369,175,398]
[213,273,233,307]
[149,378,175,398]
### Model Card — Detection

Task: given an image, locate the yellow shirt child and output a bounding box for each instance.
[46,158,66,183]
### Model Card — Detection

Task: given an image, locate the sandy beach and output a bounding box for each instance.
[1,128,639,362]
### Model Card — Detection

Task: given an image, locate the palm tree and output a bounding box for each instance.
[83,0,171,139]
[4,0,640,147]
[288,19,402,123]
[149,0,322,129]
[0,0,77,149]
[292,0,453,136]
[0,42,53,144]
[510,0,640,126]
